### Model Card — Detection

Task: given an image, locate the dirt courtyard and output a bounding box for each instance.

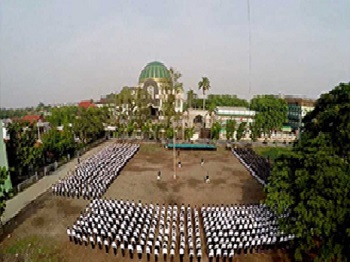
[104,144,265,206]
[0,142,290,262]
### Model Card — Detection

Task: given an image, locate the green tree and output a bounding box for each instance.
[6,122,43,184]
[0,167,12,228]
[169,67,183,93]
[207,95,249,108]
[73,107,106,145]
[184,127,195,141]
[198,77,211,111]
[47,106,78,127]
[265,82,350,261]
[225,119,236,141]
[250,95,288,137]
[236,122,246,141]
[186,89,196,110]
[210,121,221,140]
[42,126,75,162]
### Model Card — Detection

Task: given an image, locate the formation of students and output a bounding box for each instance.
[51,143,139,199]
[67,199,206,262]
[232,148,271,186]
[201,203,294,261]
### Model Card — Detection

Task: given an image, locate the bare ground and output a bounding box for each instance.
[0,143,291,262]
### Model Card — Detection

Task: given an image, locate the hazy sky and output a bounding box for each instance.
[1,0,349,108]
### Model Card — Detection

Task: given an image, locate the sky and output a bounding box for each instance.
[0,0,349,108]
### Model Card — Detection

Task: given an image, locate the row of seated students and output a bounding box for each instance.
[233,147,271,186]
[51,143,139,199]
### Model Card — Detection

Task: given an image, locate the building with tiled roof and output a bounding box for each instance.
[78,100,97,109]
[22,114,44,124]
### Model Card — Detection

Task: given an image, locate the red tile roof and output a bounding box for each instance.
[22,115,44,123]
[78,101,96,109]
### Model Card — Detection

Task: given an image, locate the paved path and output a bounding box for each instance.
[2,140,113,224]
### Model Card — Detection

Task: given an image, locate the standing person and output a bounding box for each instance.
[178,161,182,168]
[128,243,134,259]
[179,247,184,262]
[112,241,118,255]
[137,244,142,260]
[89,235,95,249]
[201,158,204,166]
[197,249,202,262]
[189,249,194,262]
[146,245,151,262]
[121,242,125,257]
[67,227,72,242]
[97,236,102,249]
[104,238,109,253]
[170,248,175,262]
[82,235,88,246]
[157,171,161,181]
[162,244,167,262]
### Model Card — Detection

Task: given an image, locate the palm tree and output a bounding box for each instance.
[198,77,211,111]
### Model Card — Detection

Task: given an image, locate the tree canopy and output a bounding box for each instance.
[265,82,350,261]
[250,95,288,137]
[198,77,211,110]
[225,119,236,141]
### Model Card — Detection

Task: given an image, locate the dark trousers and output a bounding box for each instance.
[113,248,117,255]
[105,245,109,253]
[91,242,95,249]
[138,253,142,260]
[147,253,150,261]
[129,250,133,259]
[121,249,125,257]
[180,254,184,262]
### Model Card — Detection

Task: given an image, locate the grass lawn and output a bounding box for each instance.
[253,146,292,162]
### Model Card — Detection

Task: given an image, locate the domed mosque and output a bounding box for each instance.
[137,61,184,117]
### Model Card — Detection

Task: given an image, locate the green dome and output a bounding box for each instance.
[139,61,171,84]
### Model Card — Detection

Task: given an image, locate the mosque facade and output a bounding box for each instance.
[135,61,184,117]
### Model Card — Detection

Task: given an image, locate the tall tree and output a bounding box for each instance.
[250,95,288,137]
[207,95,249,108]
[198,77,211,111]
[225,119,236,141]
[6,122,43,184]
[0,167,12,228]
[210,121,221,140]
[169,67,183,93]
[265,82,350,261]
[236,122,247,141]
[186,89,195,109]
[47,106,78,127]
